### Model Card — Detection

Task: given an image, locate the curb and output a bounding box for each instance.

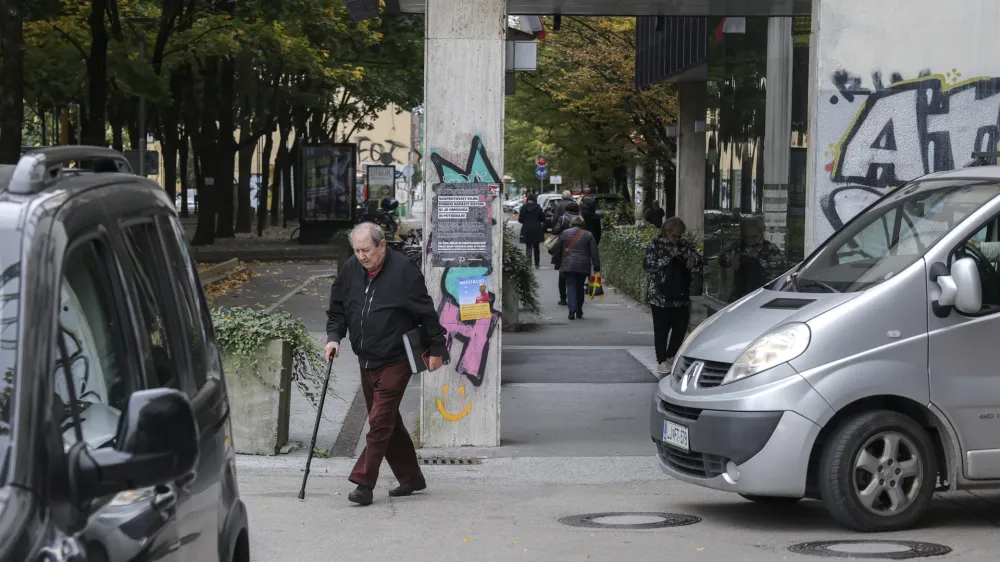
[198,258,239,281]
[200,266,247,288]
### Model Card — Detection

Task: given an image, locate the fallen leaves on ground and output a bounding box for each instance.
[204,268,259,304]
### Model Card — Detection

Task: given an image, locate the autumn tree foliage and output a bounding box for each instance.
[506,16,678,192]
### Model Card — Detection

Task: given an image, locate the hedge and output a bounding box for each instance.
[599,225,659,304]
[599,224,705,305]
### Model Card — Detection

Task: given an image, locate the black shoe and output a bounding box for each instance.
[576,310,584,319]
[388,479,427,497]
[568,311,576,320]
[348,485,373,506]
[558,300,568,306]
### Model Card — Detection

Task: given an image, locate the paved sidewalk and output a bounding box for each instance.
[239,457,1000,562]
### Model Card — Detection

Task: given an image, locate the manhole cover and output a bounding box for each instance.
[788,540,952,559]
[558,512,700,530]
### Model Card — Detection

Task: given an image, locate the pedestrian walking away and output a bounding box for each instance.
[553,215,600,320]
[643,217,704,375]
[326,222,448,506]
[517,192,546,268]
[644,200,666,229]
[552,201,582,305]
[553,189,574,227]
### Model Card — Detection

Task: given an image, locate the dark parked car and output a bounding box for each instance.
[0,147,250,562]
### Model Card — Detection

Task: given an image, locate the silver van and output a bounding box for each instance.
[651,165,1000,532]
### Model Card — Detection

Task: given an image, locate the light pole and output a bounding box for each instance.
[127,17,156,175]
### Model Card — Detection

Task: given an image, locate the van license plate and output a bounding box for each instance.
[663,421,689,451]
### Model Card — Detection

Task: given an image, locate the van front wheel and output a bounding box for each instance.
[819,410,936,532]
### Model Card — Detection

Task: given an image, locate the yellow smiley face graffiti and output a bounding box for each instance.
[436,385,472,421]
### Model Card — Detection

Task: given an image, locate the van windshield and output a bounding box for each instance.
[784,179,1000,293]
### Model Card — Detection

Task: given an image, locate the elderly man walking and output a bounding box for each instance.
[325,222,448,506]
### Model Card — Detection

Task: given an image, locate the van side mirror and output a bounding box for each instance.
[70,388,199,501]
[952,257,983,314]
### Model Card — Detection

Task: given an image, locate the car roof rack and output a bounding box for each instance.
[6,146,133,195]
[964,151,1000,168]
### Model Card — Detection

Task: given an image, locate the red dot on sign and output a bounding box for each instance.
[825,162,833,172]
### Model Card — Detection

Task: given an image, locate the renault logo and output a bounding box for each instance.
[680,361,704,392]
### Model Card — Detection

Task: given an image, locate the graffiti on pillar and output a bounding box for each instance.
[814,68,1000,244]
[430,136,501,184]
[426,135,501,421]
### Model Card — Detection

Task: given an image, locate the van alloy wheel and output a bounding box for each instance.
[852,432,923,516]
[818,410,937,532]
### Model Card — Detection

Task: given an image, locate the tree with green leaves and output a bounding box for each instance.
[506,16,678,195]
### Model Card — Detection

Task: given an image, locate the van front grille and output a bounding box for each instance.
[672,357,732,388]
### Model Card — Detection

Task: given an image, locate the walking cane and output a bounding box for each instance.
[298,357,334,500]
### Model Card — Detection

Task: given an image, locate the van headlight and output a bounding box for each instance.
[723,323,811,385]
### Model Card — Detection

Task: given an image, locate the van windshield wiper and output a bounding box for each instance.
[790,273,840,293]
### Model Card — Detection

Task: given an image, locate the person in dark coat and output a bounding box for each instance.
[325,222,448,506]
[644,200,666,229]
[552,202,582,305]
[553,190,573,227]
[553,215,601,320]
[643,217,704,374]
[517,193,546,269]
[580,195,603,245]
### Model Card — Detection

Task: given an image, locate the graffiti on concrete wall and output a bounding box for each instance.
[354,136,410,167]
[816,69,1000,240]
[427,135,501,422]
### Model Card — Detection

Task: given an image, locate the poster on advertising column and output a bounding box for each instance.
[299,144,355,224]
[367,165,395,202]
[457,276,491,321]
[431,182,495,268]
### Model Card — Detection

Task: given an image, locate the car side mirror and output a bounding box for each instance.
[71,388,199,501]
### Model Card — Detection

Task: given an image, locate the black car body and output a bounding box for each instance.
[0,147,249,562]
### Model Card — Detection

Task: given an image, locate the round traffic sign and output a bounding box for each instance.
[535,166,548,180]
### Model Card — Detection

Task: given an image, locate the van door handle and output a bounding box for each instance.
[151,486,177,512]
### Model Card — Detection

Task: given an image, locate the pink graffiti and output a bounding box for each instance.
[439,300,498,387]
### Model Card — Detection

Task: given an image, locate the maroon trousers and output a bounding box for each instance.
[349,361,424,489]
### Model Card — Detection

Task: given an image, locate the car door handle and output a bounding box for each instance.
[175,470,196,489]
[151,486,177,512]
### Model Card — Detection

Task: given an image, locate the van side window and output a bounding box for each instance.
[55,240,131,451]
[155,215,213,387]
[120,222,183,391]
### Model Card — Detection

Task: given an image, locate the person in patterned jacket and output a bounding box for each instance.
[643,217,704,375]
[719,217,785,303]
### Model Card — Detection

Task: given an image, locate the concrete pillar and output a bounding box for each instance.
[420,0,506,448]
[675,81,707,235]
[763,17,793,251]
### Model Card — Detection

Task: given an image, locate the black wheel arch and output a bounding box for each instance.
[805,395,956,499]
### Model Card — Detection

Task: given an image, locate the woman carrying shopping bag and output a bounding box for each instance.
[643,217,704,375]
[552,215,601,320]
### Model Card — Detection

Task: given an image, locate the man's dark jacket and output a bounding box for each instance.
[327,249,448,369]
